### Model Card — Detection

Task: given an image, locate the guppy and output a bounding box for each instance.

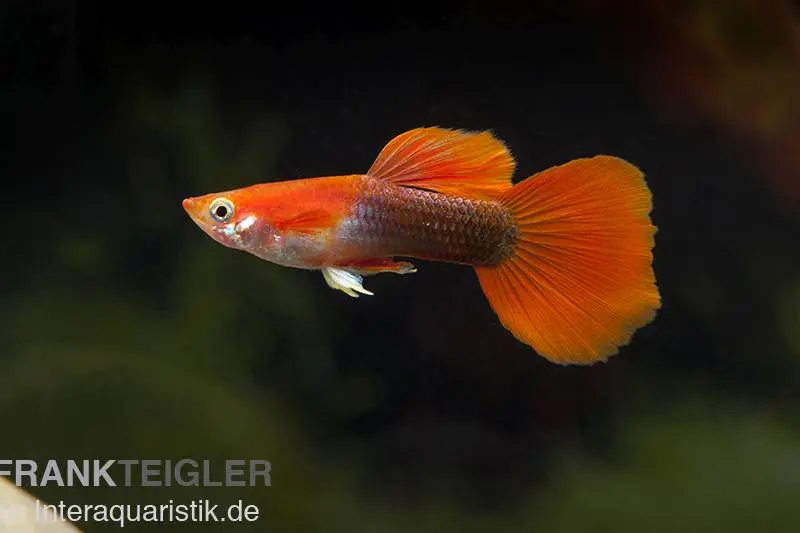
[183,127,660,365]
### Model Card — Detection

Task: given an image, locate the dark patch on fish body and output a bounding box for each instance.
[338,177,518,266]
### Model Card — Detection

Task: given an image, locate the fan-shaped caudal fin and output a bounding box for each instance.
[366,127,516,201]
[475,156,661,365]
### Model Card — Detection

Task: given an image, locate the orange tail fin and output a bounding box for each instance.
[475,156,660,365]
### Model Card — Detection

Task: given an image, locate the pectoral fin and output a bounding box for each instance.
[275,209,336,235]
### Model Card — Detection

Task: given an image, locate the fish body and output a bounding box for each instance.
[183,127,661,364]
[338,176,517,266]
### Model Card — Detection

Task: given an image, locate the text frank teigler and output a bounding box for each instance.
[1,459,271,528]
[1,459,271,488]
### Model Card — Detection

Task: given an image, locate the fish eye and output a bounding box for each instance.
[209,197,235,223]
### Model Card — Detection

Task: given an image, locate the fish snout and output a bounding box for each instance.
[182,197,204,221]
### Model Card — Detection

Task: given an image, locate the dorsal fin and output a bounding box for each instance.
[366,127,516,201]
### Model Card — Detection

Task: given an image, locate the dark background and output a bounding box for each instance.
[2,0,800,531]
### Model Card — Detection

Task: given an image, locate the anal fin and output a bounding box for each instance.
[322,259,417,298]
[340,258,417,275]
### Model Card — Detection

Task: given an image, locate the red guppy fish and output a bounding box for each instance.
[183,127,660,365]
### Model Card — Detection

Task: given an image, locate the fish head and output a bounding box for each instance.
[182,181,339,268]
[182,188,275,253]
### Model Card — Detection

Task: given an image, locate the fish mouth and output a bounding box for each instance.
[182,197,214,238]
[182,196,238,247]
[182,197,209,228]
[182,197,199,218]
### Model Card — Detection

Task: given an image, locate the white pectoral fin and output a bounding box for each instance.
[322,267,375,298]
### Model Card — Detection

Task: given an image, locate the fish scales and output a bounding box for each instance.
[338,176,518,266]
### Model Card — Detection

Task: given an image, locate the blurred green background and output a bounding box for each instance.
[2,0,800,531]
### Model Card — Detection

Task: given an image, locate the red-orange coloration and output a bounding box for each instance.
[475,156,660,364]
[183,127,660,364]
